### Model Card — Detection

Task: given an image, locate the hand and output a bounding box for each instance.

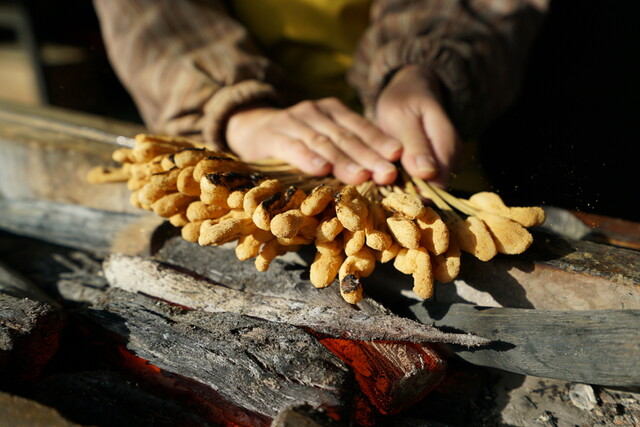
[225,98,403,185]
[376,65,462,187]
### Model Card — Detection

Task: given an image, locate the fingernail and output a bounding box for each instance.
[382,139,402,157]
[374,161,396,177]
[347,163,365,175]
[416,154,436,175]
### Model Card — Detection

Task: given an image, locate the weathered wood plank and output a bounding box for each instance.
[366,229,640,311]
[0,260,64,381]
[151,237,457,415]
[0,100,140,212]
[0,199,161,255]
[410,303,640,386]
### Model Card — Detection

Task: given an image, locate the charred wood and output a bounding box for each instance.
[81,287,354,426]
[0,293,64,383]
[271,403,348,427]
[153,239,471,413]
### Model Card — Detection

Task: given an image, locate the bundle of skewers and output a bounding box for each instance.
[88,134,545,304]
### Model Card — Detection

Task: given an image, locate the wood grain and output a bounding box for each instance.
[84,287,351,426]
[103,253,488,346]
[410,303,640,386]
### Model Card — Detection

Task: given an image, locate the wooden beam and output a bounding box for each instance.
[0,259,64,383]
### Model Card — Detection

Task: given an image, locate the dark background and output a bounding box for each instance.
[478,1,640,222]
[3,0,639,221]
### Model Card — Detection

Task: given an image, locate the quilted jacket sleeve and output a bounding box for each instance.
[93,0,287,148]
[348,0,549,137]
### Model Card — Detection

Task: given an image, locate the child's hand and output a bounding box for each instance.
[376,65,462,188]
[226,98,402,185]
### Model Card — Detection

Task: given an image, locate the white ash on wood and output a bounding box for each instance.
[102,253,488,346]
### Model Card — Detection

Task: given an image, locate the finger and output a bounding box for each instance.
[384,111,439,180]
[282,105,373,184]
[298,99,397,184]
[301,132,372,185]
[318,98,403,161]
[422,108,462,188]
[269,133,332,177]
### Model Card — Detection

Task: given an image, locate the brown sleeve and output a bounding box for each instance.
[93,0,285,149]
[348,0,549,137]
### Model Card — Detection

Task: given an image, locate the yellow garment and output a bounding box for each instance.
[231,0,370,106]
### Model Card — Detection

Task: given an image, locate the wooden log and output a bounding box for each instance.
[410,303,640,386]
[0,293,64,383]
[0,256,64,383]
[0,199,162,256]
[102,254,487,346]
[448,230,640,310]
[151,240,459,415]
[366,229,640,311]
[82,287,353,426]
[0,100,140,212]
[318,339,446,415]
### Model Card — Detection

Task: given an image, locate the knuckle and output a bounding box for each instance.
[293,100,317,113]
[309,133,333,148]
[335,129,357,143]
[280,109,297,123]
[279,138,304,154]
[319,97,342,107]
